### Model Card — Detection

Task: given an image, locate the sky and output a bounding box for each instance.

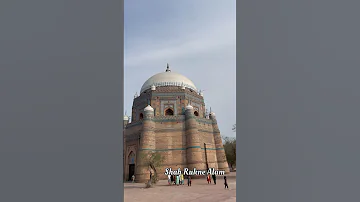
[124,0,236,138]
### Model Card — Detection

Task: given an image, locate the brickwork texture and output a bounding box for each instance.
[124,86,230,182]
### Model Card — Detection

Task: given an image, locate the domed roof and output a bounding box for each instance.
[185,104,194,110]
[144,105,154,112]
[140,64,198,93]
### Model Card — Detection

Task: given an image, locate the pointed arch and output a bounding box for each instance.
[128,151,136,165]
[165,108,174,116]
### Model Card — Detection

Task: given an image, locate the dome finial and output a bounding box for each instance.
[165,63,171,72]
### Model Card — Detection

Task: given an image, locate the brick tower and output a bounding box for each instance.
[135,105,155,182]
[185,104,206,178]
[210,112,230,173]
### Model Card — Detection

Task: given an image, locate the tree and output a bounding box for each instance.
[223,136,236,170]
[140,151,165,187]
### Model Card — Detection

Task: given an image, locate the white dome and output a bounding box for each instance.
[140,68,197,93]
[144,105,154,112]
[185,104,194,110]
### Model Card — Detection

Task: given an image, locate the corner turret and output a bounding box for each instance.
[135,105,156,182]
[210,110,230,173]
[185,104,206,177]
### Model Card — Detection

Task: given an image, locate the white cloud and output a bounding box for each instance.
[125,19,235,67]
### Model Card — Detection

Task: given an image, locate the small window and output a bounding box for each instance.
[139,113,144,119]
[194,111,199,116]
[165,108,174,116]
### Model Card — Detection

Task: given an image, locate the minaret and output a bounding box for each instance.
[199,90,204,97]
[151,84,156,91]
[135,105,155,182]
[205,108,209,119]
[185,104,206,178]
[123,114,129,181]
[181,82,185,90]
[123,114,129,127]
[210,111,230,173]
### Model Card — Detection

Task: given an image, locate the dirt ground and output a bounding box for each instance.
[124,172,236,202]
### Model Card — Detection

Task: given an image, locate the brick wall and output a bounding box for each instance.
[124,86,229,182]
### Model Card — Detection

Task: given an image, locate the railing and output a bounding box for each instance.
[194,117,214,124]
[125,115,214,128]
[153,115,185,122]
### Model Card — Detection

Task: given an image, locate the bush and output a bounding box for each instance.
[223,136,236,169]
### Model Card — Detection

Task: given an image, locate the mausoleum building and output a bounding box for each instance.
[123,64,229,182]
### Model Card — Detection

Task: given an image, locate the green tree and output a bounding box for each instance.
[223,136,236,170]
[140,151,165,187]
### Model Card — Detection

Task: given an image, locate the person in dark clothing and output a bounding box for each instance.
[224,176,229,189]
[212,174,217,185]
[187,175,192,186]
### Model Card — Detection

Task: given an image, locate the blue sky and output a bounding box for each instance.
[124,0,236,138]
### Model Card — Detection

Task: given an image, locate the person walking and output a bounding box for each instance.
[207,174,211,184]
[176,175,180,186]
[224,176,229,189]
[180,173,184,185]
[131,175,135,183]
[212,174,217,185]
[187,175,192,186]
[168,174,171,185]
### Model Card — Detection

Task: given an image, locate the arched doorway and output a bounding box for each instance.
[165,108,174,116]
[139,113,144,120]
[128,151,136,181]
[194,111,199,116]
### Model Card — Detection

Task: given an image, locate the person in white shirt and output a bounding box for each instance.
[168,175,171,185]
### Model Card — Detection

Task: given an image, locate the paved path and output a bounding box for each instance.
[124,172,236,202]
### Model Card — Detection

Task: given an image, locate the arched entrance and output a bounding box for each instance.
[128,151,136,181]
[165,108,174,116]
